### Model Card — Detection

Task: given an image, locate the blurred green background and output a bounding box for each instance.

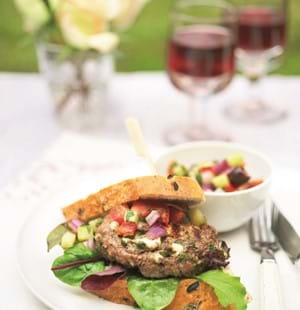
[0,0,299,74]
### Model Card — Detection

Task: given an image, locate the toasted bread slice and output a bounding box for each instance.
[62,176,204,222]
[91,277,232,310]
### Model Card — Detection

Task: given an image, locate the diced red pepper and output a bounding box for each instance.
[109,205,128,224]
[117,222,137,237]
[170,208,186,224]
[248,179,263,188]
[224,184,237,192]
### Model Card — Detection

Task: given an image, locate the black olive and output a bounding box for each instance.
[187,281,200,293]
[172,182,179,191]
[228,168,250,187]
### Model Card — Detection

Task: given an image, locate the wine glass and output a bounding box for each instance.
[165,0,238,145]
[224,0,288,123]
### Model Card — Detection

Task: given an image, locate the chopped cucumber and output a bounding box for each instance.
[188,165,202,184]
[212,174,230,188]
[61,231,76,249]
[88,218,103,231]
[173,164,188,176]
[125,210,139,223]
[188,207,206,226]
[227,153,244,167]
[77,225,93,241]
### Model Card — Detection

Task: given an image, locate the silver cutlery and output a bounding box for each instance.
[249,205,284,310]
[272,202,300,266]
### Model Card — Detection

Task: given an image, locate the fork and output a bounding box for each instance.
[249,205,284,310]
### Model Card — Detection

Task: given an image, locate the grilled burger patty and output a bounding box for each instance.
[96,215,229,278]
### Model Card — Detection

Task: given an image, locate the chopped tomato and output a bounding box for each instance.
[170,208,186,224]
[131,201,152,217]
[109,205,128,224]
[155,206,170,226]
[224,184,237,192]
[117,222,137,237]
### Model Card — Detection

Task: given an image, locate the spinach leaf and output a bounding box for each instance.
[52,243,105,286]
[127,275,179,310]
[196,270,247,310]
[47,223,68,252]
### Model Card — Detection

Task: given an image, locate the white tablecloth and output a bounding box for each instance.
[1,72,300,310]
[1,72,300,187]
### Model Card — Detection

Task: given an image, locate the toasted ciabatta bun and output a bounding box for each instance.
[91,277,233,310]
[63,176,204,222]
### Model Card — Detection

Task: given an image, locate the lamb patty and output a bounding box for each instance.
[96,216,229,278]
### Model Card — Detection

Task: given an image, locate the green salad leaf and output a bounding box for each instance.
[196,270,247,310]
[127,276,179,310]
[52,243,105,286]
[47,223,68,252]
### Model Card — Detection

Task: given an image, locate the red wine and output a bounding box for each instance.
[167,26,235,94]
[238,6,286,51]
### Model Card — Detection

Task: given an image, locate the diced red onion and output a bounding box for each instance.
[84,239,96,251]
[146,224,167,239]
[68,219,84,232]
[202,184,214,192]
[145,210,160,226]
[212,160,230,175]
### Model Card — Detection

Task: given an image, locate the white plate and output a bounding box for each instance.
[17,168,300,310]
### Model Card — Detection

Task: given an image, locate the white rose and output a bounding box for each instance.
[15,0,59,32]
[57,0,119,53]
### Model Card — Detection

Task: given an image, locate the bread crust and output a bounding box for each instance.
[62,176,204,222]
[91,278,232,310]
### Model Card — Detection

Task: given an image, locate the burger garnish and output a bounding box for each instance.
[47,176,248,310]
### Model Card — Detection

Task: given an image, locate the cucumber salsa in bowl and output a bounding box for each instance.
[168,153,263,193]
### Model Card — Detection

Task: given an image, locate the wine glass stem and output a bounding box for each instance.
[248,77,264,107]
[188,95,206,128]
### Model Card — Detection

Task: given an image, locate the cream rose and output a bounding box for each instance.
[57,0,119,53]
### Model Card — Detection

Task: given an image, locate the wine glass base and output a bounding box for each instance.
[164,123,231,145]
[224,100,288,124]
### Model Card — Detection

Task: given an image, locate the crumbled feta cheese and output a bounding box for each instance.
[138,238,161,250]
[153,252,163,263]
[172,242,184,256]
[110,221,119,231]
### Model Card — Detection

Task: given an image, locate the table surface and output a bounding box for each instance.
[1,72,300,310]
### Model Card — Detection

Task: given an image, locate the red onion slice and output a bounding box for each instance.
[68,219,84,232]
[145,210,160,226]
[146,224,167,239]
[81,265,126,291]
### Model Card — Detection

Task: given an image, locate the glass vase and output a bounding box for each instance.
[37,42,114,132]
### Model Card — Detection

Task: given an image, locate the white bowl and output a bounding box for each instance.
[155,141,272,232]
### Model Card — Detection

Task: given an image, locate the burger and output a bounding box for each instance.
[47,176,248,310]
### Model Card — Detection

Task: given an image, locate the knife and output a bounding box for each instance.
[272,202,300,265]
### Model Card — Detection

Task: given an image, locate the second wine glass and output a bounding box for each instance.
[165,0,238,145]
[225,0,288,123]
